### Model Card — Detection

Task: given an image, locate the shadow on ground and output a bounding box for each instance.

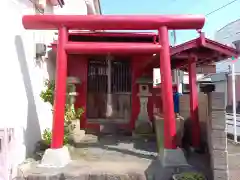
[72,134,157,160]
[23,134,212,180]
[70,134,211,180]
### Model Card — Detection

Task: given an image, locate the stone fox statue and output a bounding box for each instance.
[181,118,192,156]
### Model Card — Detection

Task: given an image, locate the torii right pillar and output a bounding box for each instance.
[188,55,201,149]
[158,26,176,149]
[159,26,188,167]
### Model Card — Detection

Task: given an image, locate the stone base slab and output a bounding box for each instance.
[134,121,153,134]
[71,129,86,143]
[160,148,190,168]
[40,146,71,168]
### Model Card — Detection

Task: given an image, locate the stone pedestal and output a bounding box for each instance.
[40,146,71,167]
[67,77,85,142]
[154,114,165,153]
[134,76,153,135]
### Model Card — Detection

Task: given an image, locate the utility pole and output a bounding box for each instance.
[230,62,237,143]
[171,30,182,93]
[232,40,240,143]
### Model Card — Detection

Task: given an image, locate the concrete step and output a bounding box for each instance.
[99,123,132,136]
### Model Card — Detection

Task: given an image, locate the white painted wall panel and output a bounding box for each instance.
[0,0,89,178]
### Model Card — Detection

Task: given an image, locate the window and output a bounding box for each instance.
[182,84,190,93]
[172,70,176,83]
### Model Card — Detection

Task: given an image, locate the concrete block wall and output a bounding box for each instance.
[207,92,229,180]
[179,92,229,180]
[179,93,208,141]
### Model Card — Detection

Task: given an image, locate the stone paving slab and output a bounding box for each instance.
[21,160,150,180]
[229,170,240,180]
[228,141,240,180]
[19,135,212,180]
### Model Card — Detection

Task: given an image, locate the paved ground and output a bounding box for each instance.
[22,135,158,180]
[228,140,240,180]
[21,134,212,180]
[70,134,157,162]
[22,134,240,180]
[66,136,240,180]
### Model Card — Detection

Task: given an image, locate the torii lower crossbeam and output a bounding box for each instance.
[64,42,162,54]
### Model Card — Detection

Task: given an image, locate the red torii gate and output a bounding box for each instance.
[22,14,205,150]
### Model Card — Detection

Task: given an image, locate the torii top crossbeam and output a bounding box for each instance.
[22,15,205,30]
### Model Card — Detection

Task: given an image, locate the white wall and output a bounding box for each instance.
[215,81,226,93]
[0,1,55,176]
[0,0,90,178]
[153,68,178,86]
[215,81,228,106]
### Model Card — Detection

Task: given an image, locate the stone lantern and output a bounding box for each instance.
[66,77,85,143]
[134,76,153,134]
[67,76,81,105]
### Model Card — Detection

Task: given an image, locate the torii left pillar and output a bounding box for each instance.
[41,26,71,167]
[51,26,68,149]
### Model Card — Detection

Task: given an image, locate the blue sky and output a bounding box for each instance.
[100,0,240,44]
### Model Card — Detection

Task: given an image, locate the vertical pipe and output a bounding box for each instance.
[120,62,122,92]
[126,62,129,92]
[159,26,177,149]
[117,62,119,93]
[188,55,201,148]
[108,58,111,94]
[231,64,237,143]
[51,26,68,149]
[106,56,113,118]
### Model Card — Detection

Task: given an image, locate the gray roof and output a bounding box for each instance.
[199,72,228,82]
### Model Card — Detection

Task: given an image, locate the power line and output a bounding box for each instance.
[206,0,239,16]
[171,0,239,45]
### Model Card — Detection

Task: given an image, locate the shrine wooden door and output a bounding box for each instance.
[87,56,132,123]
